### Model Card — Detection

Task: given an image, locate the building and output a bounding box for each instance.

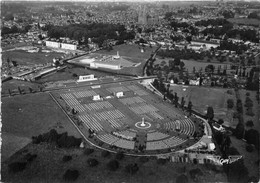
[61,43,77,50]
[46,40,61,48]
[190,40,220,50]
[45,40,77,50]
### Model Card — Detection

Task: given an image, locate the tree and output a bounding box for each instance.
[107,160,119,171]
[206,106,214,121]
[101,150,110,158]
[187,101,193,115]
[205,64,215,73]
[63,169,79,181]
[8,162,27,173]
[235,123,245,139]
[227,99,234,109]
[181,97,185,110]
[125,163,139,175]
[176,174,188,183]
[116,152,124,160]
[62,155,72,162]
[218,119,224,125]
[246,120,254,128]
[84,148,94,155]
[245,129,259,149]
[87,158,99,167]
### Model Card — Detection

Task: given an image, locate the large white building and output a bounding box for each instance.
[61,43,77,50]
[46,41,61,48]
[190,40,220,50]
[45,40,77,50]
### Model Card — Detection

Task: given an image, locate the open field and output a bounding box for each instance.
[154,58,251,75]
[169,85,236,123]
[1,92,81,162]
[2,49,65,65]
[1,142,227,183]
[36,66,115,83]
[228,18,260,26]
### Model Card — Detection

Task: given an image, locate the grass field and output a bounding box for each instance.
[1,143,227,183]
[1,92,81,162]
[2,49,65,65]
[170,85,236,123]
[36,66,115,83]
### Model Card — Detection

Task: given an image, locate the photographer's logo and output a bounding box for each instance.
[207,155,242,165]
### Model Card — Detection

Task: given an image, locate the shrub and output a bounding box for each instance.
[63,169,79,181]
[62,155,72,162]
[157,158,167,165]
[246,144,254,152]
[107,160,119,171]
[246,120,254,128]
[223,159,249,183]
[8,162,27,173]
[246,92,250,96]
[139,156,149,163]
[87,158,99,167]
[84,148,94,155]
[227,99,234,109]
[227,90,233,95]
[125,163,139,175]
[24,153,37,162]
[101,150,110,158]
[245,108,255,116]
[176,174,188,183]
[189,168,203,181]
[245,129,259,149]
[115,152,124,160]
[235,123,245,139]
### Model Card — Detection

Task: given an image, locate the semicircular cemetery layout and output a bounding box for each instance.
[52,81,205,155]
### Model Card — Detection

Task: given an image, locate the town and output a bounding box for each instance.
[1,1,259,183]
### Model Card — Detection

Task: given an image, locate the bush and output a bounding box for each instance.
[84,148,94,155]
[223,159,249,183]
[246,120,254,128]
[176,174,188,183]
[139,156,149,163]
[24,153,37,162]
[63,169,79,181]
[8,162,27,173]
[246,144,254,152]
[245,129,259,149]
[87,158,99,167]
[245,108,255,116]
[246,92,250,96]
[157,158,167,165]
[125,163,139,174]
[62,155,72,162]
[227,99,234,109]
[101,150,110,158]
[227,90,233,95]
[235,123,245,139]
[189,168,203,181]
[115,152,124,160]
[107,160,119,171]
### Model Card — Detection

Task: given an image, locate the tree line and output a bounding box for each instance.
[45,23,135,47]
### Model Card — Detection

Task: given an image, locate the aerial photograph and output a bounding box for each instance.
[0,0,259,182]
